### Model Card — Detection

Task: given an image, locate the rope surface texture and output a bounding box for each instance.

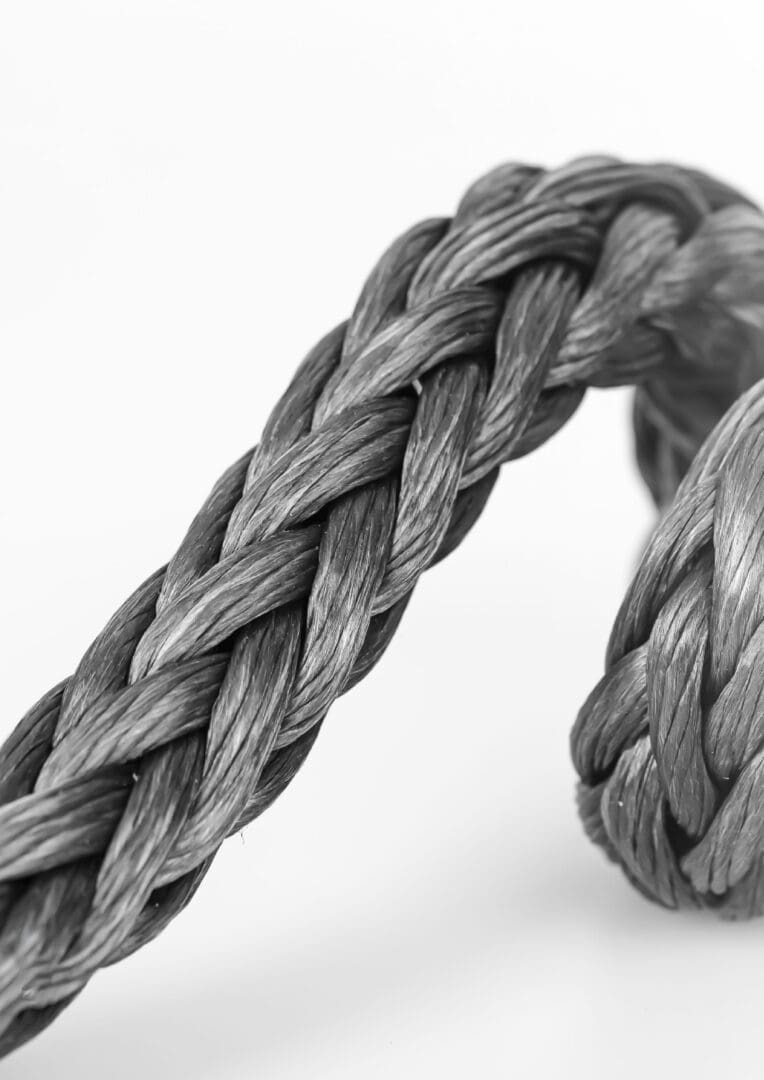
[4,156,764,1056]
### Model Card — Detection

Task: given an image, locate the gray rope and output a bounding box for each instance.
[3,156,764,1057]
[573,378,764,916]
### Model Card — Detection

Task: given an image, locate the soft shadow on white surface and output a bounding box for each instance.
[3,829,618,1078]
[6,819,764,1080]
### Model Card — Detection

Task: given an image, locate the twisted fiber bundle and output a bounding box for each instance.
[4,156,764,1056]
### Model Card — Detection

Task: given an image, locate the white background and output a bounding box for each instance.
[2,2,764,1077]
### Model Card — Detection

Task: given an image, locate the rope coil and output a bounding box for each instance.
[3,155,764,1056]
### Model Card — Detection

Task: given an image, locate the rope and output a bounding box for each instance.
[3,156,764,1056]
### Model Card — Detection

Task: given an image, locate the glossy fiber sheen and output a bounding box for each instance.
[4,156,764,1056]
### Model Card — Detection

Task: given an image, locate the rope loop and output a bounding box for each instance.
[3,156,764,1055]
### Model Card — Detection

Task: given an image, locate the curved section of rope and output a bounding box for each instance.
[3,157,764,1055]
[572,379,764,917]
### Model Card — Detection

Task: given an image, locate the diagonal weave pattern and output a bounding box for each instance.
[573,378,764,916]
[3,156,764,1056]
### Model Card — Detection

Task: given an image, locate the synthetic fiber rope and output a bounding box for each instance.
[4,156,764,1056]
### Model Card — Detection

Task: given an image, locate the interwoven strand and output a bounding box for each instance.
[3,156,764,1056]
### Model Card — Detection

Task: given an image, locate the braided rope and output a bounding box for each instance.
[3,156,764,1056]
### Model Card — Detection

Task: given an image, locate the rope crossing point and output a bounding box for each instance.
[3,156,764,1055]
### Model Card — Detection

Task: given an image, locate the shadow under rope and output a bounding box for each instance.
[4,816,753,1080]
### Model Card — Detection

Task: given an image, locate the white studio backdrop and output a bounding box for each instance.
[2,2,764,1077]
